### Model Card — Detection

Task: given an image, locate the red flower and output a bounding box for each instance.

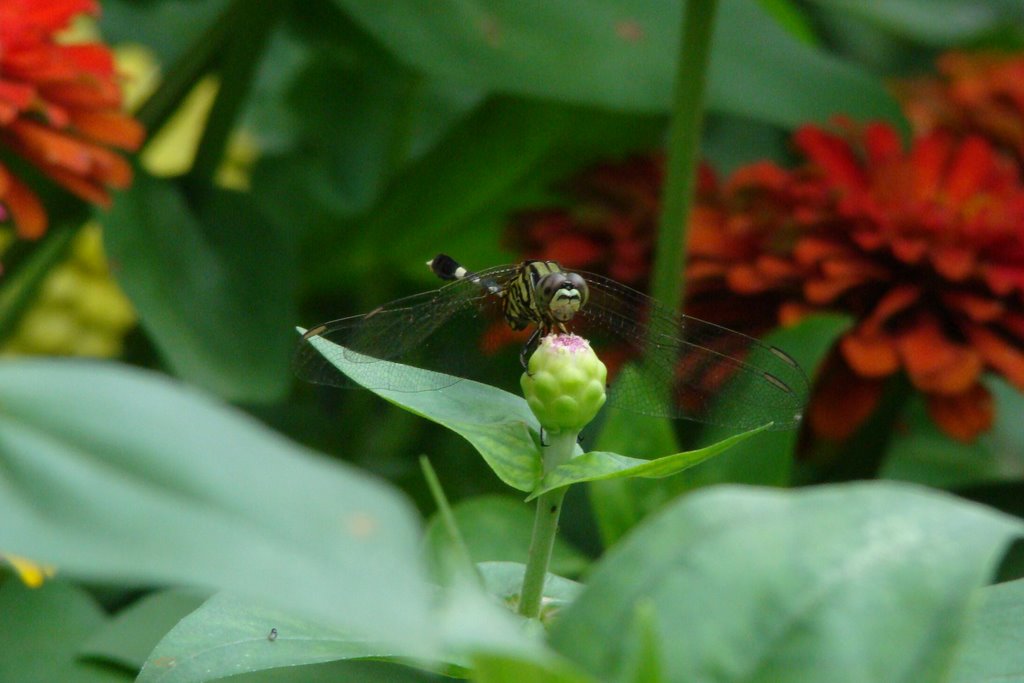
[895,51,1024,162]
[509,155,663,288]
[706,120,1024,441]
[0,0,144,238]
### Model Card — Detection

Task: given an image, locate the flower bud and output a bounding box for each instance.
[520,334,607,433]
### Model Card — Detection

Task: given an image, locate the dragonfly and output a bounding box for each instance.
[294,254,809,430]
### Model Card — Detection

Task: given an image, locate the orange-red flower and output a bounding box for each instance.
[895,51,1024,161]
[509,155,663,288]
[0,0,144,238]
[692,120,1024,441]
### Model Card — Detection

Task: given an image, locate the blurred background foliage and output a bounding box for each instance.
[2,0,1024,678]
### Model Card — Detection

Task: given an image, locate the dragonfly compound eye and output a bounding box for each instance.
[541,273,588,323]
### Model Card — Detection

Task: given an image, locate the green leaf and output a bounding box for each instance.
[0,360,434,656]
[80,588,209,671]
[227,661,444,682]
[550,482,1023,683]
[0,580,131,682]
[477,561,583,610]
[471,654,599,683]
[136,592,400,683]
[424,495,589,578]
[529,425,770,501]
[333,0,904,128]
[949,578,1024,683]
[883,377,1024,488]
[138,574,557,682]
[587,366,682,549]
[619,601,665,683]
[807,0,1023,45]
[105,173,296,402]
[302,332,543,491]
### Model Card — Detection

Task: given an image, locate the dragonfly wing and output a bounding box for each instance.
[574,271,809,429]
[294,265,520,393]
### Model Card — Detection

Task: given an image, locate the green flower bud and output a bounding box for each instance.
[520,334,607,433]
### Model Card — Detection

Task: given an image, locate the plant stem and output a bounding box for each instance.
[419,456,481,586]
[134,0,243,134]
[649,0,720,314]
[187,0,286,193]
[517,430,577,619]
[0,221,81,341]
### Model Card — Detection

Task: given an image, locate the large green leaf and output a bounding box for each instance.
[529,425,769,500]
[471,654,598,683]
[136,592,400,683]
[0,360,434,656]
[80,589,209,671]
[104,173,295,402]
[333,0,904,128]
[302,332,543,491]
[949,578,1024,683]
[0,580,131,683]
[550,483,1023,683]
[808,0,1024,45]
[423,495,589,578]
[136,568,564,683]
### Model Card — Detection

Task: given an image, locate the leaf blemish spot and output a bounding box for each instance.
[615,19,644,43]
[345,511,379,538]
[479,15,502,47]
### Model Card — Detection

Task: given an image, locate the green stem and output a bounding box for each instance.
[517,430,577,619]
[419,456,481,586]
[186,0,286,191]
[134,0,243,134]
[0,222,81,341]
[648,0,720,314]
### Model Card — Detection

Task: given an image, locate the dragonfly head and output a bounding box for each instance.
[537,271,589,323]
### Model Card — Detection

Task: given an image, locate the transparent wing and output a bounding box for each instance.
[294,265,521,393]
[573,271,809,429]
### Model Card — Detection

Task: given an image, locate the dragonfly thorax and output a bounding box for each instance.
[501,260,590,331]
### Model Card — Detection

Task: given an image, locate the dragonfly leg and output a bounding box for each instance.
[520,328,542,372]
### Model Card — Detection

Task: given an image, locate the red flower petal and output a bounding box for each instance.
[809,352,884,440]
[864,122,901,166]
[0,165,47,238]
[862,285,919,333]
[841,330,900,377]
[930,244,975,280]
[794,126,867,191]
[926,384,993,442]
[944,136,995,203]
[68,110,145,151]
[941,291,1004,322]
[897,318,983,394]
[966,324,1024,390]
